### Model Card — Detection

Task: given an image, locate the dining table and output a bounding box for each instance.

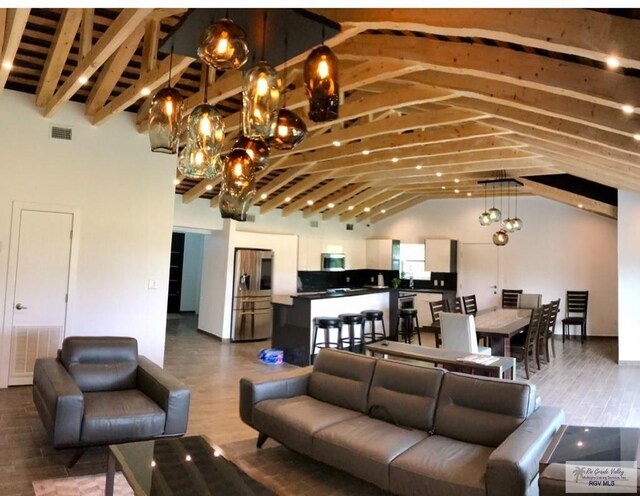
[474,307,532,357]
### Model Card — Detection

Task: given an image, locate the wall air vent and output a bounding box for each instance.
[346,224,354,231]
[310,221,319,228]
[245,214,256,223]
[50,125,72,140]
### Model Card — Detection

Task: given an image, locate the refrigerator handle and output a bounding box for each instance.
[255,254,262,292]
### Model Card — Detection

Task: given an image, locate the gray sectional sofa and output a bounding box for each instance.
[240,348,565,496]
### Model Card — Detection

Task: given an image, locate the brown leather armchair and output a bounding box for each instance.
[33,336,190,466]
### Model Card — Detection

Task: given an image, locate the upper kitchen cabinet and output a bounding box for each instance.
[424,239,458,273]
[297,236,367,271]
[366,239,400,270]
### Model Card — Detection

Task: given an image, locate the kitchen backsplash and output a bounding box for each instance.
[298,269,400,292]
[398,272,457,291]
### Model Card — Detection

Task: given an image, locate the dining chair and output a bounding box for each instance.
[517,293,542,309]
[462,295,478,315]
[444,297,463,314]
[562,291,589,343]
[544,299,561,361]
[440,312,491,355]
[510,306,544,379]
[502,289,523,309]
[429,300,446,348]
[536,303,552,370]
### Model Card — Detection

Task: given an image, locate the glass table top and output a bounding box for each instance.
[548,426,640,464]
[110,436,275,495]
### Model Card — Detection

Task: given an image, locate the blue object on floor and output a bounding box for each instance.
[258,348,284,365]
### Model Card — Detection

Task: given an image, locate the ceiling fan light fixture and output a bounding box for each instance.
[198,18,249,71]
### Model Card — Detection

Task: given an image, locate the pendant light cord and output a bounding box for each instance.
[484,183,487,211]
[204,65,209,102]
[282,34,288,107]
[261,10,267,61]
[515,183,518,217]
[168,43,174,88]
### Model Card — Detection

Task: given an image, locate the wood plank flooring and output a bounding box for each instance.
[0,313,636,495]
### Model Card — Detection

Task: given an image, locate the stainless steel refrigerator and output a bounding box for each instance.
[231,248,274,342]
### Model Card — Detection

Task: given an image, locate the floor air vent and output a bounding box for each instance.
[51,125,72,140]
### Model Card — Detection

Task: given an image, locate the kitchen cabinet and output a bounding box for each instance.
[366,239,400,270]
[424,239,458,273]
[297,236,366,271]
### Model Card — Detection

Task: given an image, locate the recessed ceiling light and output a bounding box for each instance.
[454,178,460,183]
[173,179,181,185]
[391,157,399,163]
[577,441,583,447]
[454,189,460,193]
[185,454,192,462]
[2,61,12,70]
[441,186,446,190]
[467,192,472,197]
[634,134,640,141]
[622,104,634,114]
[260,193,267,199]
[380,209,386,214]
[284,196,291,202]
[141,87,151,96]
[362,150,370,155]
[307,200,314,206]
[78,76,88,84]
[363,207,371,212]
[348,206,354,210]
[205,184,213,191]
[151,460,157,468]
[578,203,584,209]
[436,172,442,177]
[332,140,341,147]
[416,165,422,170]
[327,202,335,208]
[606,56,620,69]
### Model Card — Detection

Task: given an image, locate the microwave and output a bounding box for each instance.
[321,253,346,271]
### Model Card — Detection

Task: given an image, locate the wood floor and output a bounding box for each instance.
[0,313,636,495]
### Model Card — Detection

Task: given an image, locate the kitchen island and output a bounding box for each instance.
[272,288,399,366]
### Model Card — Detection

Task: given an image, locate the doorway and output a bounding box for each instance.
[459,243,499,310]
[2,205,76,386]
[168,231,205,315]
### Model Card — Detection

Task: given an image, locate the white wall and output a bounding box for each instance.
[179,233,204,312]
[373,196,618,336]
[617,190,640,362]
[198,226,231,338]
[0,90,176,383]
[173,195,223,232]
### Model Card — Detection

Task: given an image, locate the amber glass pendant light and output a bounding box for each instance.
[219,148,256,221]
[242,11,280,139]
[198,12,249,71]
[493,229,509,246]
[233,135,270,171]
[304,26,339,122]
[149,46,184,154]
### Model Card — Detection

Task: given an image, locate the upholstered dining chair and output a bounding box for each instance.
[517,293,542,309]
[33,336,191,467]
[440,312,491,355]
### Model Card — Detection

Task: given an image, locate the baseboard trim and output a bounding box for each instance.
[196,329,229,342]
[618,360,640,366]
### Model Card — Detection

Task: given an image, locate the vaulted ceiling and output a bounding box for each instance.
[2,8,638,223]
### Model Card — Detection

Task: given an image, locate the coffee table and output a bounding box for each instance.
[106,436,275,495]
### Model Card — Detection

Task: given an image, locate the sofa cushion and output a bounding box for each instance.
[313,416,428,490]
[81,389,165,445]
[389,435,493,496]
[368,359,444,431]
[433,372,537,447]
[61,336,138,392]
[308,349,377,413]
[253,395,362,455]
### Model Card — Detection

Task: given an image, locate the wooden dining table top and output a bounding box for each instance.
[474,308,532,337]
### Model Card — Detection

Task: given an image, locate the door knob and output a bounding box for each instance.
[15,303,27,310]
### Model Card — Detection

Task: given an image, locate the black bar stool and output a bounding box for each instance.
[311,317,342,363]
[396,308,421,345]
[361,310,386,343]
[338,313,365,352]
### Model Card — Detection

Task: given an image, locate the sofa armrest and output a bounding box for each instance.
[239,367,312,427]
[486,406,565,496]
[137,356,191,436]
[33,358,84,448]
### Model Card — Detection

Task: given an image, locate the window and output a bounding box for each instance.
[399,243,431,280]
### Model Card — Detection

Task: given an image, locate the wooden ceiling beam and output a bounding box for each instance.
[79,9,94,58]
[182,177,222,204]
[260,172,334,214]
[0,9,30,94]
[43,8,152,118]
[340,190,402,221]
[0,9,6,53]
[142,18,160,73]
[355,193,418,222]
[323,187,382,220]
[91,53,193,126]
[303,183,370,217]
[336,34,640,110]
[35,8,83,108]
[518,177,617,220]
[369,195,426,224]
[253,163,319,200]
[312,9,640,70]
[281,177,353,216]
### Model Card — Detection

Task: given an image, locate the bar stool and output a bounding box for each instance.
[360,310,386,343]
[311,317,342,363]
[397,308,421,345]
[338,313,365,352]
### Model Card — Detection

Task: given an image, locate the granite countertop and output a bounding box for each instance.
[408,288,457,294]
[273,287,395,305]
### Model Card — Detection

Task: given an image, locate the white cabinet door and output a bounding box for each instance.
[366,239,393,270]
[425,240,451,272]
[366,240,379,269]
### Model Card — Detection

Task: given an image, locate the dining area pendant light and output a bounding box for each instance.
[219,148,256,221]
[148,46,184,154]
[197,16,249,71]
[512,183,523,231]
[478,182,492,226]
[233,135,270,171]
[242,11,280,139]
[270,36,307,150]
[304,28,339,122]
[502,181,516,233]
[488,183,502,223]
[493,229,509,246]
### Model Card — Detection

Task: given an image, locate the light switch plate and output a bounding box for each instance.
[148,279,158,290]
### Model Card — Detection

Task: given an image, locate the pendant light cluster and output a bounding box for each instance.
[147,9,340,221]
[478,175,524,247]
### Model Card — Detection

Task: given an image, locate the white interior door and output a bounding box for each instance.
[459,243,499,311]
[8,209,73,385]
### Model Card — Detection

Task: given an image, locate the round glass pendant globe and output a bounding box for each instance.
[512,217,523,231]
[503,218,516,233]
[488,207,502,222]
[492,229,509,246]
[269,108,308,150]
[197,19,249,71]
[478,212,492,226]
[233,136,270,171]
